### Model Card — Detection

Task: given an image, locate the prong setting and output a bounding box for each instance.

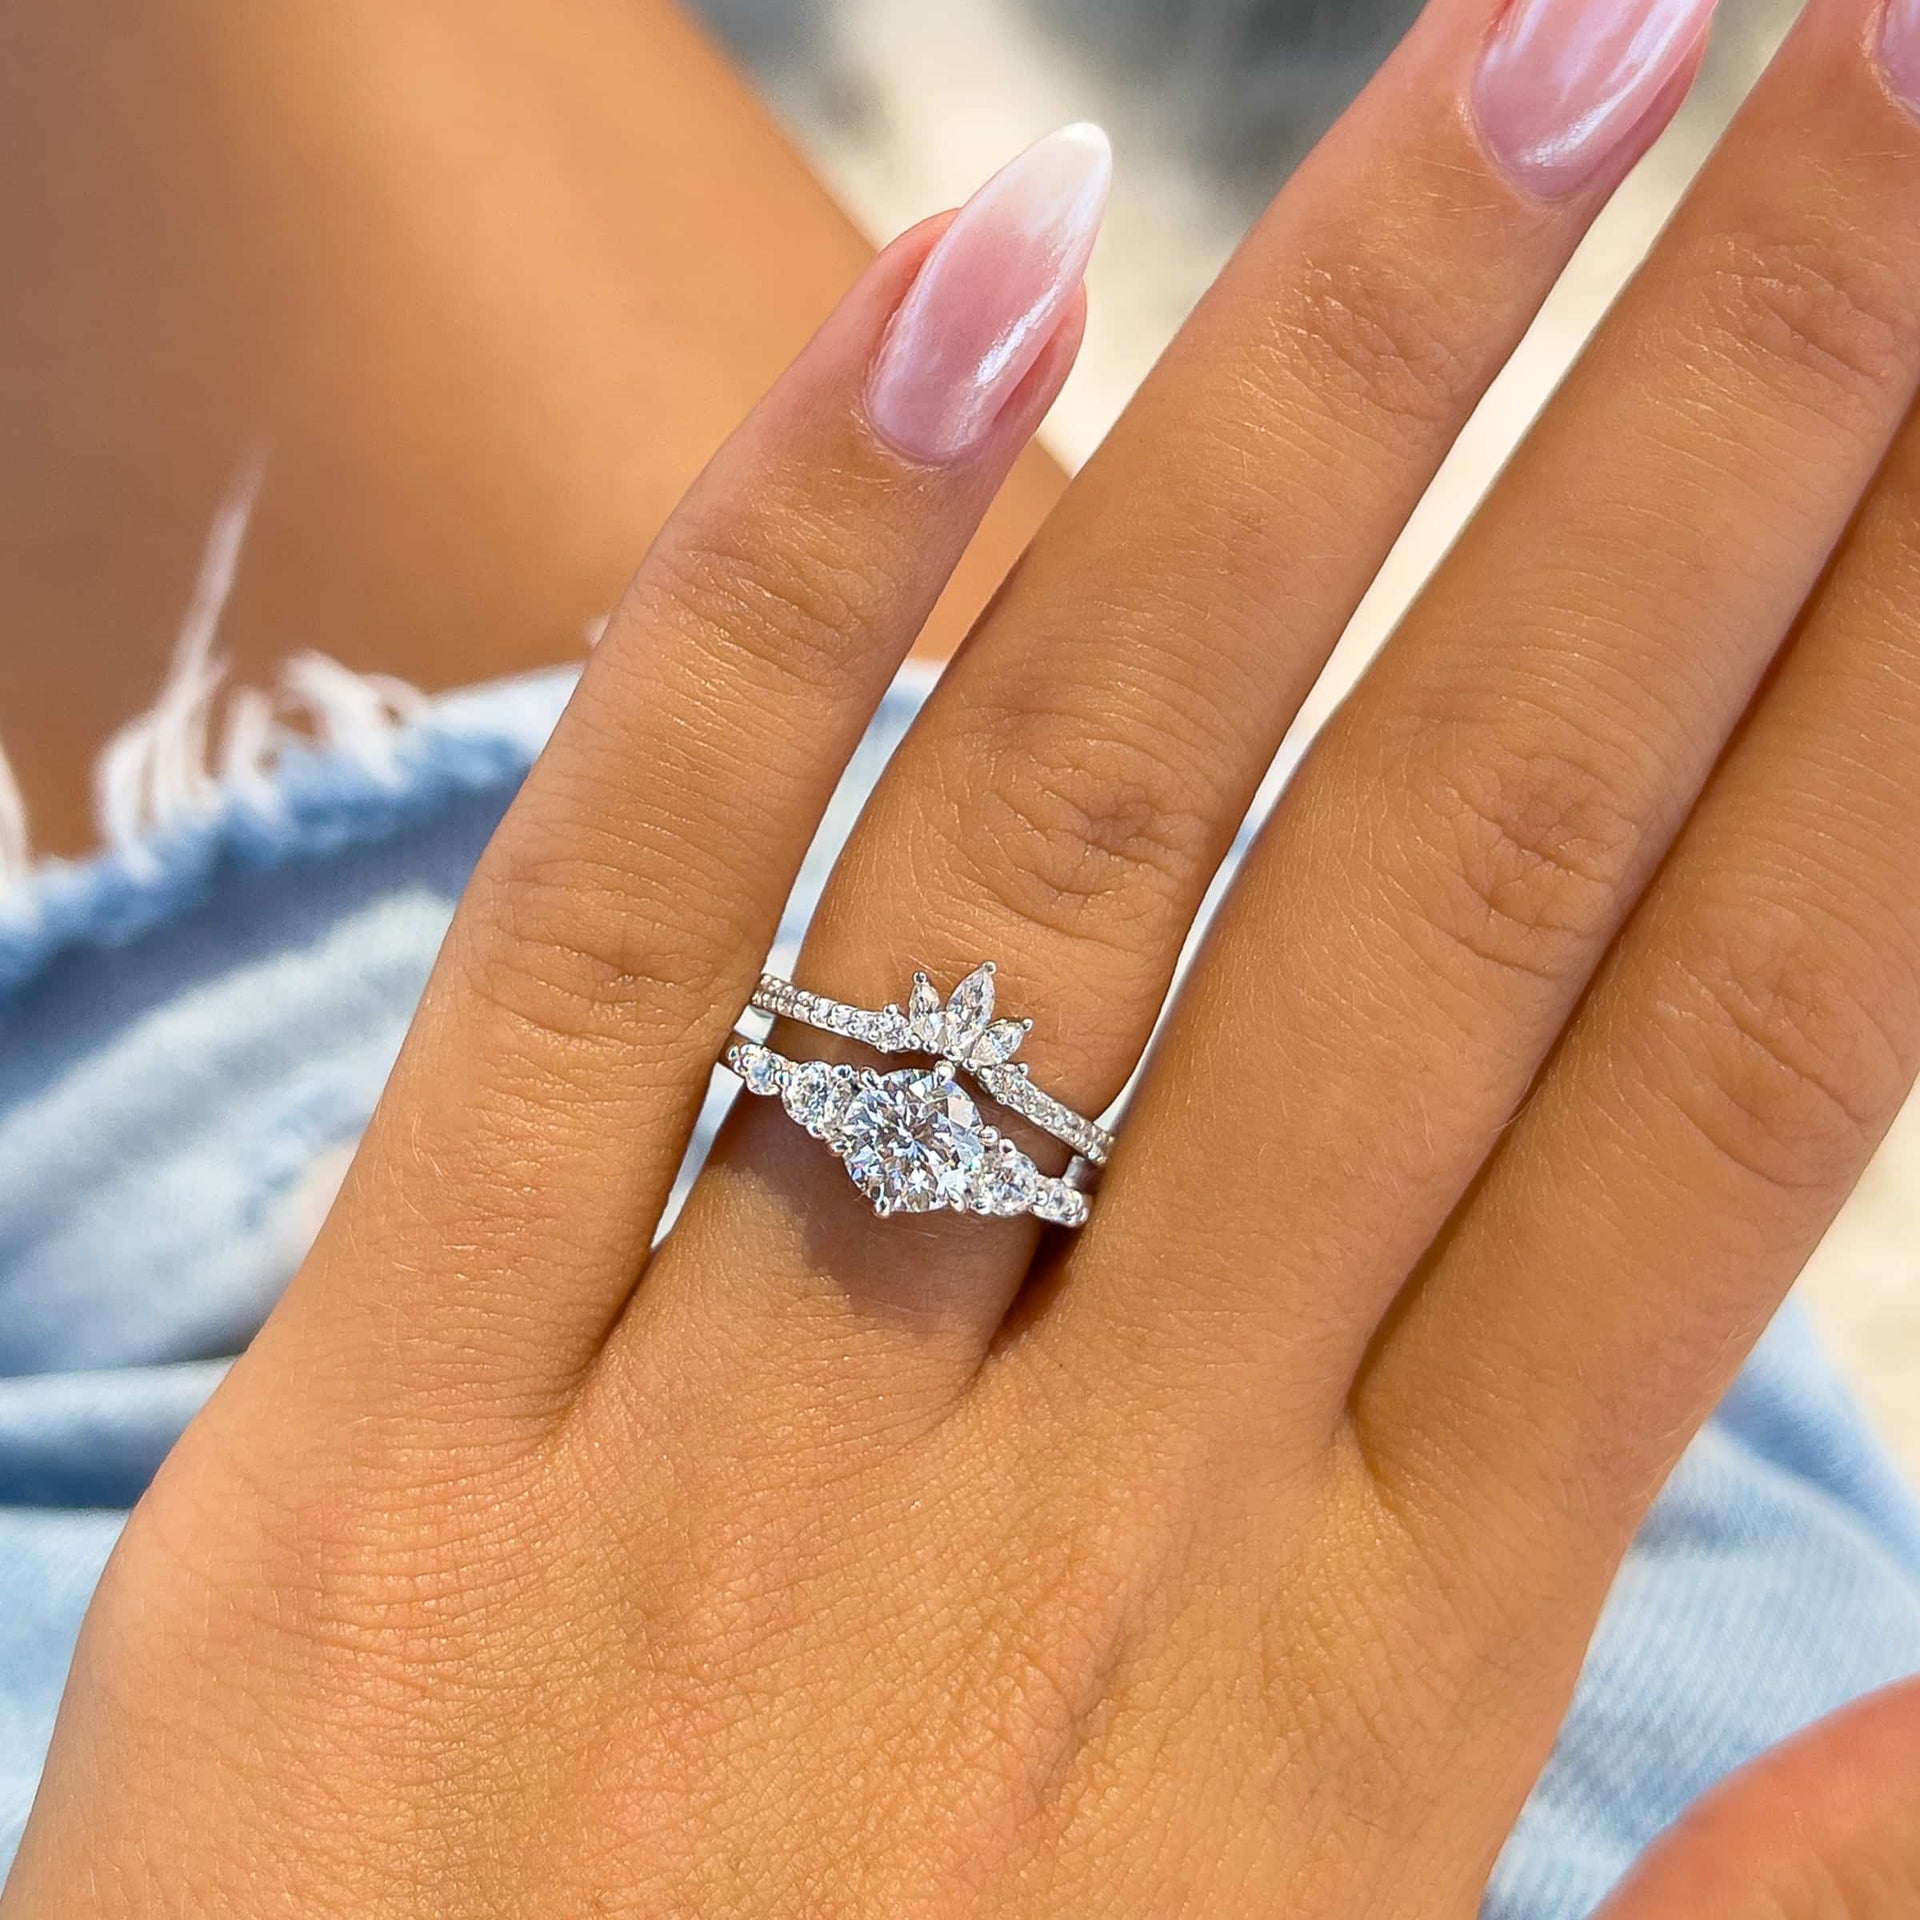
[726,1038,1091,1228]
[748,964,1113,1169]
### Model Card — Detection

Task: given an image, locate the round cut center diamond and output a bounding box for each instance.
[838,1068,986,1214]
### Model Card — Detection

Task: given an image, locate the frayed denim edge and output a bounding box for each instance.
[0,667,579,1006]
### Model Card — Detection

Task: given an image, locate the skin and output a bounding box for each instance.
[0,0,1061,853]
[1594,1676,1920,1918]
[5,0,1920,1913]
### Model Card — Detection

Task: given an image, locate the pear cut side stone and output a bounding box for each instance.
[966,1140,1038,1217]
[837,1067,987,1215]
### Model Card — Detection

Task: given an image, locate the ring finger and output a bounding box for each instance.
[264,174,1094,1410]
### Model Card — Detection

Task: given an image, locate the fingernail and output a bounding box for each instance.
[1474,0,1717,200]
[867,123,1111,464]
[1881,0,1920,119]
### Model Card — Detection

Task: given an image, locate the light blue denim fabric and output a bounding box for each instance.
[1,665,1917,1912]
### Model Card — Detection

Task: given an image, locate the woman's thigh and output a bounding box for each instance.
[0,0,1063,853]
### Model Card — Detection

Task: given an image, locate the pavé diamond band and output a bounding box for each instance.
[726,1043,1092,1227]
[746,963,1114,1167]
[723,963,1111,1226]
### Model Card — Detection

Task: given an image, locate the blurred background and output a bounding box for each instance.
[1,0,1912,1465]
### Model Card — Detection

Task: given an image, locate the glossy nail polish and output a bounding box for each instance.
[867,123,1111,464]
[1474,0,1718,200]
[1881,0,1920,119]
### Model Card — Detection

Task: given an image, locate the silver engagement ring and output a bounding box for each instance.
[725,963,1109,1226]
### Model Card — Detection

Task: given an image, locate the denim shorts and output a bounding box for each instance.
[2,660,1917,1915]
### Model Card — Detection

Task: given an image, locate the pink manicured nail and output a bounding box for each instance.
[1474,0,1718,199]
[867,123,1111,464]
[1882,0,1920,119]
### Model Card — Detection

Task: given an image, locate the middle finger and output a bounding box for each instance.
[649,0,1717,1379]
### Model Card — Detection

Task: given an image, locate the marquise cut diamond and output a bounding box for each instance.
[906,971,949,1054]
[901,963,1029,1071]
[941,963,997,1051]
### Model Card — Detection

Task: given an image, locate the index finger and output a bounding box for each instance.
[268,131,1107,1406]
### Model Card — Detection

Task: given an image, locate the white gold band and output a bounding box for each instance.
[725,962,1112,1228]
[748,964,1114,1167]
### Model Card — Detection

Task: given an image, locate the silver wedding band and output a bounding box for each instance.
[725,963,1110,1226]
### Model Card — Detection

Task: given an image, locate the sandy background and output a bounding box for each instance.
[701,0,1919,1475]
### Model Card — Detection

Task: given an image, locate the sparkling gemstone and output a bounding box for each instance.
[1032,1184,1088,1228]
[906,972,947,1053]
[969,1017,1029,1067]
[781,1060,852,1137]
[734,1045,783,1097]
[967,1143,1037,1217]
[942,963,997,1053]
[837,1067,987,1215]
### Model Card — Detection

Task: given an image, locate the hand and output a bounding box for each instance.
[10,0,1920,1912]
[1597,1676,1920,1917]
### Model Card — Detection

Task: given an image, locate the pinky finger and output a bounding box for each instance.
[1594,1677,1920,1919]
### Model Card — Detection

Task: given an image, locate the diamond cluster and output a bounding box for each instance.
[726,1043,1088,1227]
[749,964,1113,1167]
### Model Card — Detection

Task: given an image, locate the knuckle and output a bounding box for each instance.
[637,506,900,694]
[1652,902,1910,1195]
[116,1420,543,1684]
[1260,251,1480,444]
[1387,714,1645,987]
[460,826,739,1054]
[942,708,1213,954]
[1680,228,1920,423]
